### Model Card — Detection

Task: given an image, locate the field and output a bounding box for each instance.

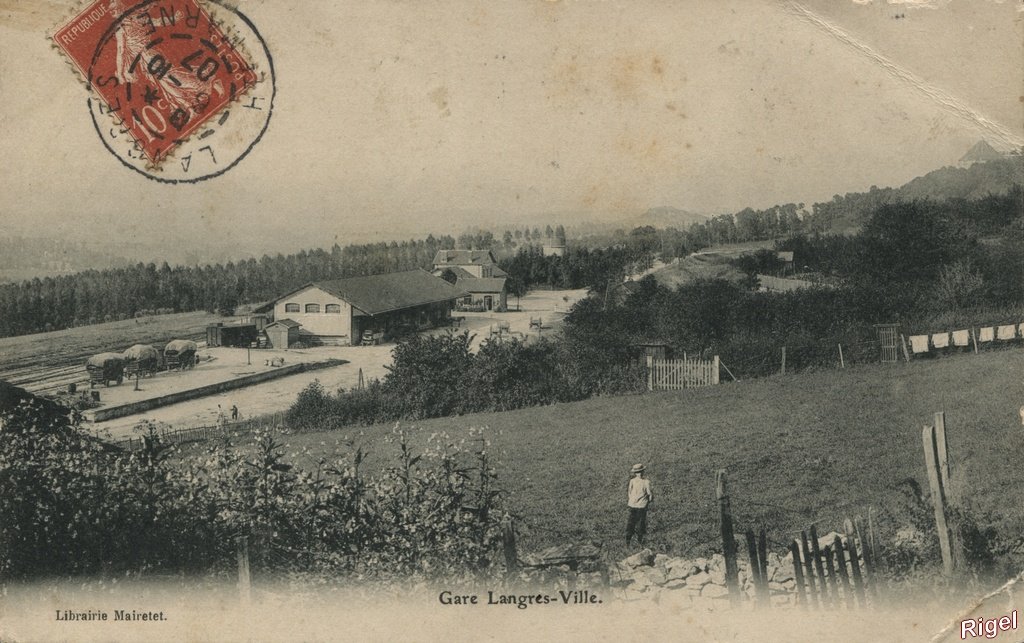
[262,346,1024,562]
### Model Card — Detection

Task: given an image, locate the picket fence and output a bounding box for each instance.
[645,355,720,391]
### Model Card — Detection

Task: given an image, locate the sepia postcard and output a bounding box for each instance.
[1,0,1022,641]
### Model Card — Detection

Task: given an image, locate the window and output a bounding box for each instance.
[305,303,321,313]
[325,304,342,314]
[284,303,299,313]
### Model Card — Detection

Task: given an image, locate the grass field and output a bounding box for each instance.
[261,346,1024,563]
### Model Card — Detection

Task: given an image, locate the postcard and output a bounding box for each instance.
[1,0,1022,641]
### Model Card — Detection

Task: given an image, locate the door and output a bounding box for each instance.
[484,296,493,311]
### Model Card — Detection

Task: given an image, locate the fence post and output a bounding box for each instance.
[832,536,854,609]
[237,536,251,606]
[790,540,807,609]
[800,531,819,609]
[971,328,979,354]
[712,355,720,385]
[745,530,765,607]
[854,517,878,599]
[922,424,955,576]
[757,528,769,602]
[780,347,786,375]
[716,470,740,606]
[809,525,831,608]
[843,520,867,606]
[900,334,911,362]
[646,355,654,391]
[838,344,845,369]
[501,513,518,578]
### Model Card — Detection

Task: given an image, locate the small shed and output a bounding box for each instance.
[265,319,301,349]
[633,341,672,362]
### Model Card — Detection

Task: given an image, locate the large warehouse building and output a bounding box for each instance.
[260,270,467,346]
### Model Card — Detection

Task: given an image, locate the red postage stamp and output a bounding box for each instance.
[53,0,258,165]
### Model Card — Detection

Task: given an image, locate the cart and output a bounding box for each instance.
[85,353,125,387]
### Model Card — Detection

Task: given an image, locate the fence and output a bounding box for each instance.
[114,414,284,451]
[646,355,719,391]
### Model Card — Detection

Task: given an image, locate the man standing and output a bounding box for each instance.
[627,463,653,547]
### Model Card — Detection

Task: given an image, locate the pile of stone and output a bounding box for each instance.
[608,531,861,609]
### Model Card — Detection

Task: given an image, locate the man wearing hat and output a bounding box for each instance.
[626,463,653,547]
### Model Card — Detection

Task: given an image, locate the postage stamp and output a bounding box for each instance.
[52,0,270,180]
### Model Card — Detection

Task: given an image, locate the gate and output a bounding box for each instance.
[874,324,900,364]
[646,355,719,390]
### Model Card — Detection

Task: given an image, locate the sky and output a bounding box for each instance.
[0,0,1020,255]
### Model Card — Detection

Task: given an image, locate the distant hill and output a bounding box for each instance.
[635,206,708,230]
[811,156,1023,233]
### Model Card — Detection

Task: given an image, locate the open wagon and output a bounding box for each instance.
[163,339,198,370]
[85,353,125,387]
[122,344,162,378]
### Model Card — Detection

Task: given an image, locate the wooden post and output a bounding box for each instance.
[922,424,955,576]
[934,412,951,497]
[745,530,764,607]
[501,513,518,577]
[800,531,819,608]
[790,541,807,608]
[237,536,251,605]
[757,528,769,597]
[712,355,720,385]
[832,536,854,609]
[838,344,845,369]
[844,526,867,606]
[646,355,654,391]
[716,470,741,606]
[900,334,911,363]
[809,525,831,607]
[853,517,878,599]
[971,328,979,354]
[780,347,786,375]
[823,542,840,606]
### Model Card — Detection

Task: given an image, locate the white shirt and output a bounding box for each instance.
[628,476,653,508]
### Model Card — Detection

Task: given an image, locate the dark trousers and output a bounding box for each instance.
[626,507,648,546]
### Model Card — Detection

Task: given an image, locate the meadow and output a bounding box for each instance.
[267,346,1024,562]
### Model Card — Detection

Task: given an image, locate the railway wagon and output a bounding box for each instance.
[163,339,198,370]
[85,353,125,387]
[123,344,162,378]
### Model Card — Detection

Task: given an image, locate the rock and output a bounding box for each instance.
[623,548,656,568]
[664,578,688,590]
[631,572,652,590]
[623,587,648,601]
[666,562,698,582]
[642,566,667,586]
[654,553,671,568]
[608,563,633,586]
[708,568,726,585]
[709,554,725,571]
[687,571,712,587]
[701,584,730,599]
[692,557,709,572]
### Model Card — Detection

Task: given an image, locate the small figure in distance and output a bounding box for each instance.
[626,463,653,548]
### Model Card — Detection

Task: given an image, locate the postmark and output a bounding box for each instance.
[52,0,274,182]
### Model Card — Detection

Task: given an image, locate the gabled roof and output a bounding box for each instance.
[456,276,507,294]
[433,265,477,280]
[273,270,468,316]
[266,318,301,329]
[432,249,498,266]
[959,140,1003,164]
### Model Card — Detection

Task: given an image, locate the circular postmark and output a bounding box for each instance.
[86,0,275,184]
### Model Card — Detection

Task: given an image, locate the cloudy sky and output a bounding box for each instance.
[0,0,1020,253]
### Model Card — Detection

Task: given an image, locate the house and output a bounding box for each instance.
[264,319,301,349]
[260,270,467,345]
[432,249,507,278]
[455,275,507,311]
[432,249,509,311]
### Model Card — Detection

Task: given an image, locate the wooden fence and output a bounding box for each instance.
[114,414,284,451]
[646,355,719,391]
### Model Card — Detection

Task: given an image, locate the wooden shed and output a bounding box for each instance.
[265,319,301,349]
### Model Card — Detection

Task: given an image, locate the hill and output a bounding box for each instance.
[268,346,1024,562]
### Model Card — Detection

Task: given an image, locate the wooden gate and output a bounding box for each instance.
[646,355,719,390]
[874,324,900,364]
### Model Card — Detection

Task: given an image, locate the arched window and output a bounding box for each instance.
[284,303,299,313]
[305,303,321,313]
[325,304,342,314]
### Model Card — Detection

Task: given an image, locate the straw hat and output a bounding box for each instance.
[630,463,645,474]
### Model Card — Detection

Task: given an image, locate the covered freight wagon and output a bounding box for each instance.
[163,339,198,370]
[86,353,125,387]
